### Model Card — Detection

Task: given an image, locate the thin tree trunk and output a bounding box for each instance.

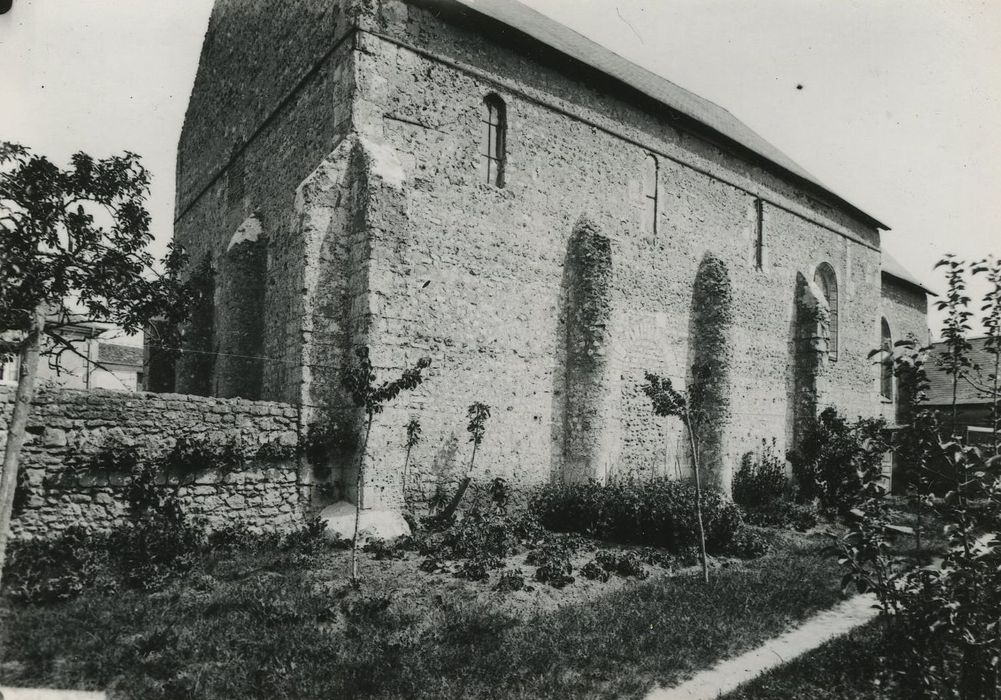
[402,445,413,510]
[441,442,478,522]
[992,351,999,457]
[684,412,710,584]
[350,414,373,587]
[0,305,46,591]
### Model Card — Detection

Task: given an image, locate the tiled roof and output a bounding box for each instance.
[428,0,888,229]
[882,251,935,295]
[97,342,144,368]
[924,337,999,406]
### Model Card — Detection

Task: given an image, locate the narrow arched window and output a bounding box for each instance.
[880,318,893,400]
[480,95,506,187]
[642,154,658,235]
[814,262,839,361]
[753,198,765,270]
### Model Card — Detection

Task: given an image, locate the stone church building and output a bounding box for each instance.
[165,0,930,508]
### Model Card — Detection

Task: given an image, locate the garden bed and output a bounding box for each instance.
[0,527,846,699]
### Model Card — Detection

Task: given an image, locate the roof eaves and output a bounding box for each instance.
[416,0,890,230]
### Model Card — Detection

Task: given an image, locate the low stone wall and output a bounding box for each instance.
[0,387,317,539]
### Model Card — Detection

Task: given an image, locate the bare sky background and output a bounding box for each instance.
[2,0,999,338]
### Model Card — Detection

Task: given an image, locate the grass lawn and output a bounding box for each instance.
[0,529,846,699]
[724,620,888,699]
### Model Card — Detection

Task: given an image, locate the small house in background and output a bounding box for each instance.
[0,314,144,392]
[93,341,145,392]
[924,336,999,449]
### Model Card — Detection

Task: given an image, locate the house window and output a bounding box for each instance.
[880,318,893,401]
[814,262,839,361]
[753,198,765,270]
[0,354,19,385]
[642,154,658,235]
[479,95,506,187]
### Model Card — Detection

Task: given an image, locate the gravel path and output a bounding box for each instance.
[644,592,879,700]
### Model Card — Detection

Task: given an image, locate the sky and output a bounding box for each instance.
[2,0,1000,338]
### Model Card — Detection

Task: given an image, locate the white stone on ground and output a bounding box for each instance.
[0,689,106,699]
[644,593,879,700]
[318,501,411,544]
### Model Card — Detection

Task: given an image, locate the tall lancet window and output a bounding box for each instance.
[480,94,506,187]
[642,154,659,235]
[814,262,840,361]
[880,318,893,401]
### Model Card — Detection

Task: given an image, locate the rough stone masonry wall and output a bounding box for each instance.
[174,0,901,511]
[0,387,313,540]
[340,1,887,509]
[880,276,931,425]
[174,0,359,404]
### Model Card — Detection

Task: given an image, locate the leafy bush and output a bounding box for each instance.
[5,464,205,602]
[112,463,205,590]
[725,529,771,559]
[162,434,242,476]
[363,537,409,560]
[531,478,742,553]
[740,500,818,532]
[494,568,529,592]
[593,551,649,579]
[4,527,115,603]
[455,558,493,582]
[530,546,574,588]
[206,522,257,551]
[580,560,611,582]
[281,517,328,554]
[88,438,141,473]
[787,408,889,512]
[733,439,788,508]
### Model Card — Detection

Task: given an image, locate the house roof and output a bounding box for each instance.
[97,342,144,368]
[418,0,889,230]
[924,337,999,406]
[881,251,936,296]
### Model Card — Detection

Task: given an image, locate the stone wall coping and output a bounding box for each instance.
[0,385,298,413]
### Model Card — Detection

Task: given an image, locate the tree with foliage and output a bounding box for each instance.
[973,255,1001,456]
[440,401,490,521]
[402,417,421,509]
[341,347,430,585]
[786,407,889,513]
[837,256,1001,698]
[642,371,710,583]
[0,143,190,589]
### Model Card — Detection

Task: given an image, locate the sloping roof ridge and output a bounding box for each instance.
[439,0,887,229]
[881,250,936,296]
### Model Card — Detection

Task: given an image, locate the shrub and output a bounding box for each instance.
[206,522,257,551]
[416,510,521,563]
[593,551,649,579]
[725,529,771,559]
[162,434,242,476]
[363,538,408,560]
[531,477,742,553]
[112,464,205,590]
[531,546,574,588]
[494,568,529,592]
[580,560,611,582]
[733,439,788,508]
[787,407,889,512]
[4,526,115,603]
[282,517,328,554]
[740,500,818,532]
